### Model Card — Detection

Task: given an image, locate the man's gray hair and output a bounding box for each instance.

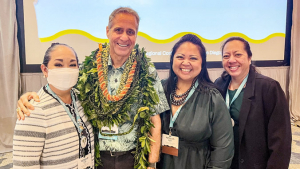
[108,7,140,31]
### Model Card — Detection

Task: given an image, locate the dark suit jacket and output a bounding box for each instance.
[214,68,291,169]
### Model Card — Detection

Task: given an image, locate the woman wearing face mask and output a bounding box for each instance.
[13,43,94,169]
[160,34,234,169]
[214,37,291,169]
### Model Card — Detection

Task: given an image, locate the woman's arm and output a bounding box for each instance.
[208,90,234,169]
[13,106,46,168]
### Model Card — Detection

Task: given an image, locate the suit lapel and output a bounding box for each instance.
[221,76,231,95]
[238,69,256,145]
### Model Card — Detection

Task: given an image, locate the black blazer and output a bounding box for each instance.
[215,68,291,169]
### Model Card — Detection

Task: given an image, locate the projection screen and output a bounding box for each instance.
[17,0,292,72]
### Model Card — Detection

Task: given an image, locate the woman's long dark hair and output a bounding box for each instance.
[164,34,219,104]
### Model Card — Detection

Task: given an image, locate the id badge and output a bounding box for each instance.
[161,134,179,156]
[98,124,118,140]
[78,153,92,169]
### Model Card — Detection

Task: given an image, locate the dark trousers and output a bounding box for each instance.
[96,151,135,169]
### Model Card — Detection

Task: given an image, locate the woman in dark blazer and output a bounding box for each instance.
[214,37,291,169]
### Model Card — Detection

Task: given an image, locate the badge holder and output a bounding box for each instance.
[98,124,119,140]
[161,130,179,156]
[78,153,92,168]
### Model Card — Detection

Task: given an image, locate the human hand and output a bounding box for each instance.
[17,92,39,120]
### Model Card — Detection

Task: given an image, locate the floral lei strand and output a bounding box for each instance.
[76,43,160,169]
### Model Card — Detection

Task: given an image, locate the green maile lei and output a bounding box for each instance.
[76,43,159,169]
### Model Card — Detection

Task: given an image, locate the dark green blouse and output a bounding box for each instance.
[228,89,244,169]
[161,89,234,169]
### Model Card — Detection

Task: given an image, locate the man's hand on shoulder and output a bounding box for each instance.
[17,92,40,120]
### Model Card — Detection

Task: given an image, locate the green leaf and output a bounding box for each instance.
[76,83,83,90]
[150,92,159,103]
[139,156,146,168]
[80,93,86,100]
[138,107,149,113]
[140,111,146,118]
[146,140,151,152]
[142,153,147,161]
[134,163,140,169]
[95,92,99,102]
[89,113,97,120]
[85,83,91,93]
[83,56,92,66]
[79,73,88,83]
[141,126,145,133]
[87,68,98,74]
[139,136,146,141]
[149,137,155,142]
[141,140,145,148]
[133,114,139,123]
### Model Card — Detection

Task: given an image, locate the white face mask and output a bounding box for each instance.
[46,68,79,91]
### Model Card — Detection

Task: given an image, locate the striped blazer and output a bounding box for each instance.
[13,86,94,169]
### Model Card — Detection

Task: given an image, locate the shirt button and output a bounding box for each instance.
[240,159,244,163]
[115,79,118,82]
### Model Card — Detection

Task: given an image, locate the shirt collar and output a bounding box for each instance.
[108,55,128,71]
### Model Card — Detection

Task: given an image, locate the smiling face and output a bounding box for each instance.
[106,13,138,60]
[172,42,202,84]
[41,45,78,77]
[222,40,251,81]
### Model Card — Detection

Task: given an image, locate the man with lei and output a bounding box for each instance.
[16,7,169,169]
